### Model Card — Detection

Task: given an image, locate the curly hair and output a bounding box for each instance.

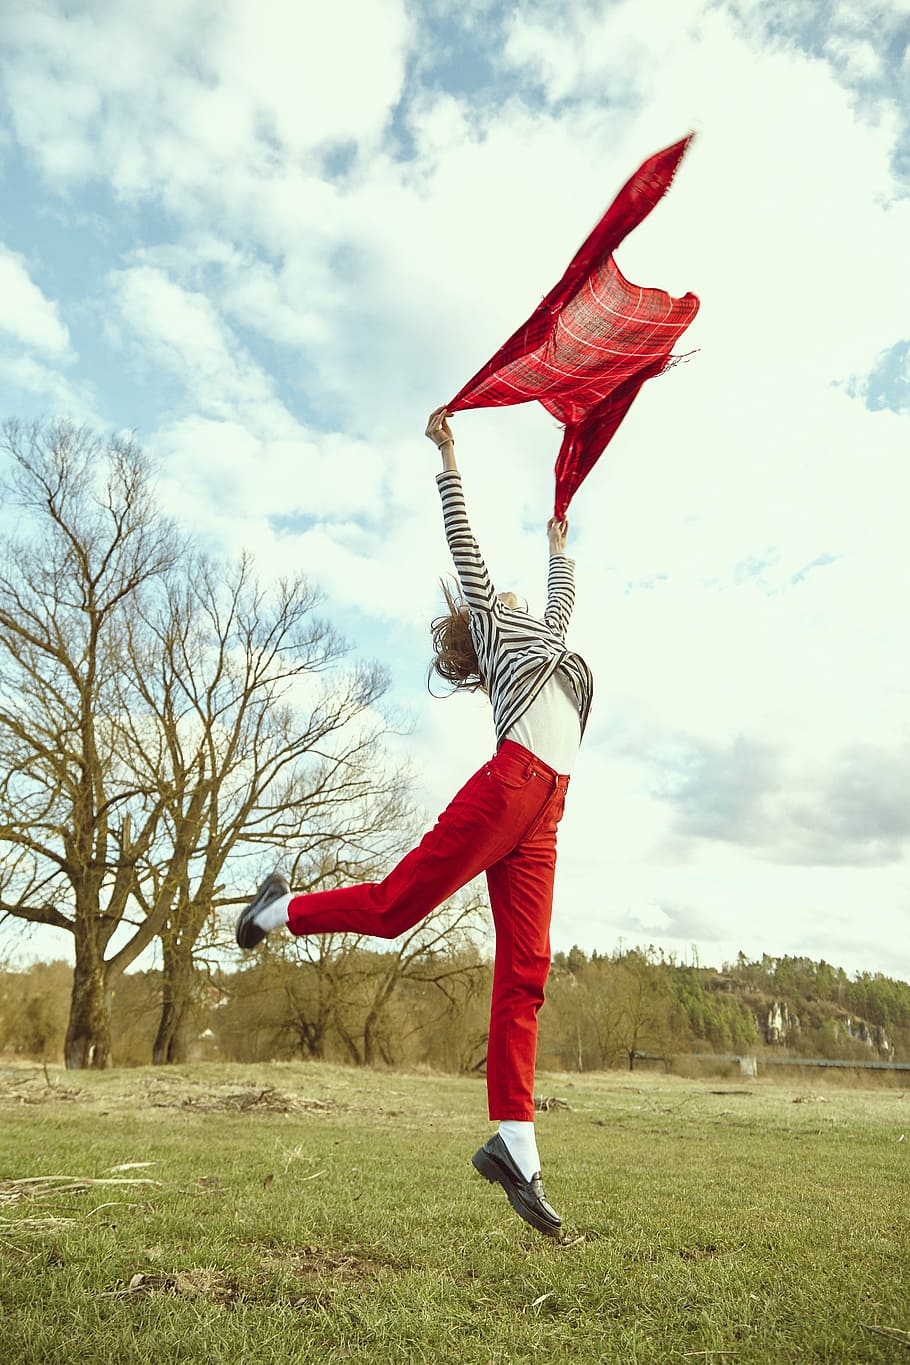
[428,579,484,694]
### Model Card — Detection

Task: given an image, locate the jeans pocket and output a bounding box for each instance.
[490,762,534,791]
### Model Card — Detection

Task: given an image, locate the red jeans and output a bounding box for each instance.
[286,740,569,1121]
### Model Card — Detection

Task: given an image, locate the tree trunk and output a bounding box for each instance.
[362,1017,376,1067]
[295,1027,325,1060]
[361,976,397,1066]
[64,950,112,1069]
[152,933,196,1064]
[334,1018,364,1066]
[299,1020,326,1060]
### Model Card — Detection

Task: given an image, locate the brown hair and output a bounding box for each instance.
[428,579,484,693]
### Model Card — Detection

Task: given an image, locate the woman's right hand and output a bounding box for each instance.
[547,517,568,554]
[425,407,454,449]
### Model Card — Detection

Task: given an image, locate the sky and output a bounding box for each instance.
[1,0,909,981]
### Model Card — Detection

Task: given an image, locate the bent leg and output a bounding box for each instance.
[287,760,543,941]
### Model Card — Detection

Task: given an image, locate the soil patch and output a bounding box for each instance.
[277,1244,400,1282]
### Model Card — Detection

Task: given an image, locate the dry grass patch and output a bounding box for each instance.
[100,1266,243,1303]
[267,1242,403,1282]
[0,1067,84,1105]
[178,1086,337,1116]
[0,1174,159,1206]
[1,1167,163,1238]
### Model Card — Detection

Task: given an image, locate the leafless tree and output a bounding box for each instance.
[0,419,412,1068]
[122,553,412,1063]
[227,885,488,1067]
[311,890,488,1067]
[0,420,180,1066]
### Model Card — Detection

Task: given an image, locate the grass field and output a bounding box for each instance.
[1,1061,908,1364]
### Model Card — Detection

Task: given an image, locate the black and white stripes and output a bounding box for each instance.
[437,469,594,747]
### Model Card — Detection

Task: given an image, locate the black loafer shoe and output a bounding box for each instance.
[472,1133,562,1238]
[235,873,290,949]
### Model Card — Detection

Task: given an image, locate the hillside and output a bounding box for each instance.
[544,949,910,1070]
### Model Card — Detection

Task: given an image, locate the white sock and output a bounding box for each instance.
[254,891,292,933]
[498,1121,541,1180]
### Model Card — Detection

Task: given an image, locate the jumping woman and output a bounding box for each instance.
[236,407,594,1238]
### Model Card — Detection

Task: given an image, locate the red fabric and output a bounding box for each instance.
[286,741,569,1121]
[447,135,700,518]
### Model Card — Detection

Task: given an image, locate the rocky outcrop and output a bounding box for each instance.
[841,1015,894,1058]
[758,1001,893,1056]
[764,1000,799,1044]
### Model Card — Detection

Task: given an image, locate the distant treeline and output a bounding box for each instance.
[2,946,908,1073]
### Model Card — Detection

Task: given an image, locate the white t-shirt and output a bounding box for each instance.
[504,667,581,775]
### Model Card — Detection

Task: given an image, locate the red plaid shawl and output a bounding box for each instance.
[447,135,699,518]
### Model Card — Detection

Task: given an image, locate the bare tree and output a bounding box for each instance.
[0,420,179,1067]
[121,553,412,1063]
[0,419,411,1068]
[239,886,488,1067]
[320,892,487,1067]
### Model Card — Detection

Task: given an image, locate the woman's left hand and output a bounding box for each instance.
[547,517,568,554]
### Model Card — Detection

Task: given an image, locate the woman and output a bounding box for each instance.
[237,407,594,1238]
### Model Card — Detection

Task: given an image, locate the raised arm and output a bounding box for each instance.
[425,407,496,612]
[543,516,575,638]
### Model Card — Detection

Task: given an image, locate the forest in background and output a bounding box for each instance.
[3,946,908,1075]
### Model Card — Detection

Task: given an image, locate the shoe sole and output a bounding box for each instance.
[235,875,289,950]
[472,1148,562,1238]
[235,913,267,950]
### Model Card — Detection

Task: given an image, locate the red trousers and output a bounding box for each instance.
[286,740,569,1121]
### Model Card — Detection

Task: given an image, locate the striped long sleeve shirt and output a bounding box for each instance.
[437,468,594,748]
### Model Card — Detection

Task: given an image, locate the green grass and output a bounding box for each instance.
[1,1062,908,1363]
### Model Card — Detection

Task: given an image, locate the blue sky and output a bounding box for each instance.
[1,0,909,979]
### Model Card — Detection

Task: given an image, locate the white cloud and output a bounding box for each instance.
[0,354,92,416]
[206,0,411,154]
[109,265,285,428]
[502,0,695,105]
[824,33,883,81]
[0,243,71,355]
[115,238,337,349]
[0,0,410,199]
[151,416,387,537]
